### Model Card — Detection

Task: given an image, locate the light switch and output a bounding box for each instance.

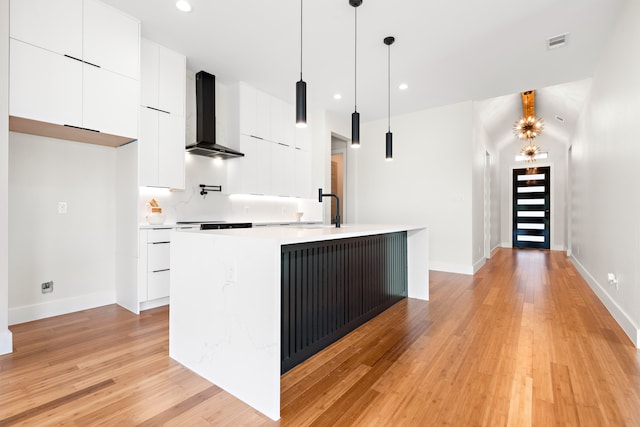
[57,202,68,214]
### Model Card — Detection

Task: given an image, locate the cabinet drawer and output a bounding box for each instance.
[148,269,170,300]
[147,228,171,243]
[147,242,170,271]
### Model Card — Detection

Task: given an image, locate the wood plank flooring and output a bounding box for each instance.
[1,248,639,426]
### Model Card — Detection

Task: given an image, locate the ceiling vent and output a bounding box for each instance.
[547,33,569,50]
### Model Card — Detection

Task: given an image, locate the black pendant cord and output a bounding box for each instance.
[387,42,390,132]
[354,6,357,112]
[300,0,303,80]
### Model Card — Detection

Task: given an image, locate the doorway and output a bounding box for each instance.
[330,152,344,224]
[512,166,550,249]
[331,135,348,224]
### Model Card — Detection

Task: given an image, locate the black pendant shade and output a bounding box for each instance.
[352,111,360,145]
[386,131,393,160]
[296,79,307,128]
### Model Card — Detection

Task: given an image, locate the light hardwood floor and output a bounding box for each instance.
[1,249,639,426]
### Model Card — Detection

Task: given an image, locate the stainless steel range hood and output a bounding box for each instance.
[185,71,244,160]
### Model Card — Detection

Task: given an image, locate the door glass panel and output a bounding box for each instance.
[517,223,545,230]
[517,198,545,205]
[517,186,545,193]
[517,235,545,242]
[517,211,545,217]
[517,174,545,181]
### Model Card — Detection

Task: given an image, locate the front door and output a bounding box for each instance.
[512,166,550,249]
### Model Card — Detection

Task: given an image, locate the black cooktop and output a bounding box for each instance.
[176,221,252,230]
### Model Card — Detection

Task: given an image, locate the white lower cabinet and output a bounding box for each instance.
[138,227,194,310]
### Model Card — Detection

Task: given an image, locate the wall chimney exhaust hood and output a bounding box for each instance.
[186,71,244,159]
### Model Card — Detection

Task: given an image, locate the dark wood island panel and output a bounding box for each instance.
[281,232,408,373]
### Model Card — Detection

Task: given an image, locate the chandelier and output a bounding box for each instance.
[520,141,541,162]
[513,90,543,161]
[513,115,544,140]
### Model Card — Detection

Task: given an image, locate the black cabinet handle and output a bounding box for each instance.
[64,54,101,68]
[152,269,170,273]
[64,54,83,63]
[146,106,171,115]
[63,124,100,133]
[151,241,170,245]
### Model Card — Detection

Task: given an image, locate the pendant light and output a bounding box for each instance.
[384,36,395,161]
[350,0,362,146]
[296,0,307,128]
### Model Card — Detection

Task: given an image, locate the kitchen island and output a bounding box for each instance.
[169,224,428,420]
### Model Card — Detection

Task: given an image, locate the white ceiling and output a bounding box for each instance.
[102,0,624,146]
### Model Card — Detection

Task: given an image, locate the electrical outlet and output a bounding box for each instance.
[57,202,67,214]
[41,281,54,293]
[607,273,618,290]
[226,263,237,283]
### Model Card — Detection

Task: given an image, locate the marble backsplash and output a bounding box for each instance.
[139,153,322,225]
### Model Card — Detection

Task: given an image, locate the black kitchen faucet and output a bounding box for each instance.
[318,188,341,228]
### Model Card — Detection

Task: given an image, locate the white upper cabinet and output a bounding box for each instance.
[8,0,140,143]
[237,83,257,137]
[140,39,160,109]
[83,0,139,79]
[158,48,186,116]
[10,0,83,58]
[271,142,295,197]
[9,39,83,127]
[226,134,271,195]
[83,65,139,138]
[138,39,186,189]
[270,97,294,146]
[228,81,311,197]
[294,148,312,198]
[140,38,185,116]
[295,126,312,151]
[231,82,271,141]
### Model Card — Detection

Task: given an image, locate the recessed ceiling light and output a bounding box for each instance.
[333,93,342,100]
[176,0,192,12]
[399,83,408,90]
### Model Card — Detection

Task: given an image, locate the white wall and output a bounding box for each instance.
[490,149,501,251]
[570,0,640,346]
[0,0,12,354]
[356,101,474,274]
[471,116,488,271]
[499,136,567,251]
[8,133,117,324]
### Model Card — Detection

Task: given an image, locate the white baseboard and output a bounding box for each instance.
[8,291,116,325]
[430,261,473,275]
[571,255,639,348]
[472,258,486,274]
[0,329,12,355]
[139,297,169,311]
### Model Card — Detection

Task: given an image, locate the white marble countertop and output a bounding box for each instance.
[181,223,427,244]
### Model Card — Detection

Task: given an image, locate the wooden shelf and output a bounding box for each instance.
[9,116,135,148]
